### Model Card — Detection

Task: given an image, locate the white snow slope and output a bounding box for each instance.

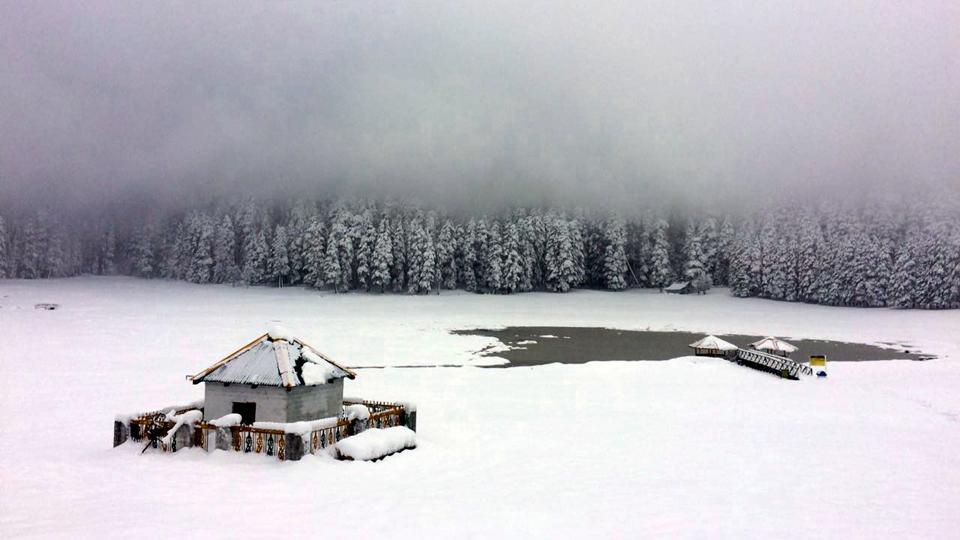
[1,277,958,539]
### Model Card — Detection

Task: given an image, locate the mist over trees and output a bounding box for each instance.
[0,195,957,309]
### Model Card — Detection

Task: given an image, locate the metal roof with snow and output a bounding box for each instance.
[750,336,798,354]
[188,330,356,388]
[688,335,738,351]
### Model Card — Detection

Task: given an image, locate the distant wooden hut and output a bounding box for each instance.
[749,336,798,358]
[689,335,739,358]
[664,281,693,294]
[187,328,356,424]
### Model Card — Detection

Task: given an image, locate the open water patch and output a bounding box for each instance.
[452,327,931,367]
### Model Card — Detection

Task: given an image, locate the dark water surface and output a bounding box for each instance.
[453,327,930,367]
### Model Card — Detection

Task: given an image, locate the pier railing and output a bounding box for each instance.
[736,348,813,379]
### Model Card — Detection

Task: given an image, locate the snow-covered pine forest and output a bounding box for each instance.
[0,196,957,309]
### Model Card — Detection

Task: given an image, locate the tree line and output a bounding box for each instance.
[0,196,957,309]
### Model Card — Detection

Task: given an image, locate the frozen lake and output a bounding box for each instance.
[456,326,930,366]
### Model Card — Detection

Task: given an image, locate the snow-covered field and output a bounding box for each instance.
[1,277,959,538]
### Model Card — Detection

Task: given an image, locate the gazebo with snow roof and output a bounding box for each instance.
[749,336,798,358]
[187,328,356,425]
[688,335,739,358]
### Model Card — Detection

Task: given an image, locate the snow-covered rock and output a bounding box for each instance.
[334,426,416,461]
[343,404,370,421]
[208,413,242,427]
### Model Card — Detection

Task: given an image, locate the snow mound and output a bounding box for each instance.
[208,413,242,427]
[343,404,370,420]
[267,324,295,342]
[335,426,416,461]
[301,359,338,385]
[300,349,341,384]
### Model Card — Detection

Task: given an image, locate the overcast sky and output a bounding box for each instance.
[1,1,958,212]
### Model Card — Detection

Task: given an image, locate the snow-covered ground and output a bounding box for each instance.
[1,277,959,538]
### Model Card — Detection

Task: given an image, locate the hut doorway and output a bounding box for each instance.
[232,402,256,425]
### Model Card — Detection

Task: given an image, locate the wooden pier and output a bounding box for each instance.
[735,348,813,379]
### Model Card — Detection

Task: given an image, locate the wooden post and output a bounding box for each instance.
[113,421,129,447]
[283,433,303,461]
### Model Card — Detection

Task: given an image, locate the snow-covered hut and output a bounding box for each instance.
[664,281,693,294]
[187,328,356,424]
[688,335,738,358]
[749,336,798,358]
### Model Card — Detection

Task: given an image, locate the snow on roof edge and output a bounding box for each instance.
[191,330,355,387]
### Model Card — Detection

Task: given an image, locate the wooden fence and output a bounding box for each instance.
[116,399,415,461]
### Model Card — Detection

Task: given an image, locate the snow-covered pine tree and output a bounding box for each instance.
[185,214,214,284]
[0,215,8,278]
[247,229,269,285]
[795,211,822,303]
[17,217,42,278]
[849,229,890,307]
[602,215,628,290]
[354,211,376,291]
[544,215,578,292]
[133,225,156,278]
[436,219,458,289]
[518,216,537,291]
[714,217,735,286]
[269,225,291,286]
[100,224,117,275]
[501,222,524,293]
[322,224,345,293]
[336,210,356,289]
[418,221,436,294]
[811,209,840,305]
[584,218,606,288]
[625,218,646,287]
[918,213,952,309]
[728,238,751,297]
[285,200,314,285]
[406,212,435,294]
[890,222,921,308]
[700,217,719,284]
[483,221,503,293]
[391,217,407,292]
[472,218,490,290]
[239,206,266,285]
[211,214,239,284]
[42,215,67,278]
[945,227,960,309]
[460,219,478,292]
[159,223,181,279]
[302,217,326,288]
[525,212,548,289]
[824,213,859,306]
[568,219,586,287]
[648,219,672,290]
[683,222,712,294]
[756,212,782,299]
[728,218,755,298]
[370,217,393,292]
